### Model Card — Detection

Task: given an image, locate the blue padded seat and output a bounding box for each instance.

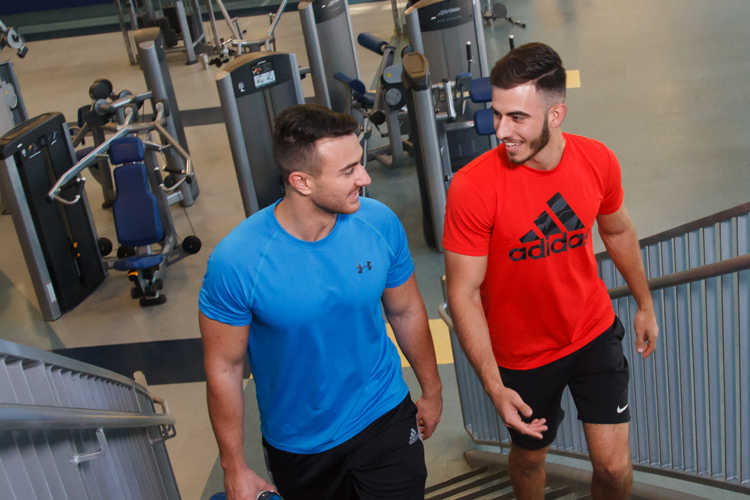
[473,109,496,136]
[112,162,163,248]
[110,137,145,165]
[113,254,165,271]
[470,77,492,103]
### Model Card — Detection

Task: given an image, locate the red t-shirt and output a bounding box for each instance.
[443,133,623,370]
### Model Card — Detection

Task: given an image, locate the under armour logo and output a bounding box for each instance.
[357,261,372,273]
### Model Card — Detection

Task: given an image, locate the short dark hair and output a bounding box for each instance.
[490,42,566,104]
[273,104,358,185]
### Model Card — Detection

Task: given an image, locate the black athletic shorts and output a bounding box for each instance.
[498,316,630,450]
[262,395,427,500]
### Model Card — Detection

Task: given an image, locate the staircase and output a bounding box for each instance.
[425,465,631,500]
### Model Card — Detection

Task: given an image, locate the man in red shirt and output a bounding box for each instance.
[443,43,659,500]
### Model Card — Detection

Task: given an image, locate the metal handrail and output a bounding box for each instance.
[0,403,175,432]
[596,202,750,260]
[440,252,750,319]
[608,252,750,299]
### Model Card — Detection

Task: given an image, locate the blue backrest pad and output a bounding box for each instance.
[470,77,493,103]
[474,108,496,136]
[112,163,163,247]
[110,137,145,165]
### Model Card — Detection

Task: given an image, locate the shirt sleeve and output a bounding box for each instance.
[599,149,624,215]
[384,210,415,288]
[442,171,495,256]
[199,244,253,327]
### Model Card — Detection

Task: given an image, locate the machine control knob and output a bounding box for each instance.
[385,88,402,107]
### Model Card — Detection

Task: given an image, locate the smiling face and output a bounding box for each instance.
[307,134,370,215]
[491,83,554,165]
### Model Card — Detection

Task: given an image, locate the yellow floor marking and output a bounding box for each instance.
[566,70,581,89]
[387,319,455,368]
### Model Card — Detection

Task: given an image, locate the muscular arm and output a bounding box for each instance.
[381,273,443,438]
[200,312,276,499]
[597,204,659,358]
[444,251,546,439]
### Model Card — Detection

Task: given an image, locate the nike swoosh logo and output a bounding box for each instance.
[617,404,628,414]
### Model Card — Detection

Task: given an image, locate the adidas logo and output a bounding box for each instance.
[509,193,590,261]
[409,428,419,445]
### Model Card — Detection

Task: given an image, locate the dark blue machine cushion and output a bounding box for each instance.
[333,72,367,96]
[474,109,496,136]
[113,254,165,271]
[110,137,145,165]
[112,163,163,247]
[470,77,493,103]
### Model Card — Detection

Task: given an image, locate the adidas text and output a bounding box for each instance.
[509,229,591,261]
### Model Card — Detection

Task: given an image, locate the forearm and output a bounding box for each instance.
[389,307,442,398]
[447,289,504,396]
[206,364,248,472]
[600,225,652,310]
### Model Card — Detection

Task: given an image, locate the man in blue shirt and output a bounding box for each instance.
[199,104,443,500]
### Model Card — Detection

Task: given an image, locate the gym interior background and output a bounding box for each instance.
[1,0,749,499]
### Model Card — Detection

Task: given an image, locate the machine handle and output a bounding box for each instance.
[357,32,389,55]
[51,176,87,206]
[438,302,454,329]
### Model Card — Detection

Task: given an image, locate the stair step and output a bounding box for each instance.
[426,466,490,494]
[427,467,593,500]
[426,470,509,500]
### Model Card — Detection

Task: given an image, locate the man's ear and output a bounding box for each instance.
[288,171,313,196]
[547,103,567,129]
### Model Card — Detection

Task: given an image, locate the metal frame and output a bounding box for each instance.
[0,338,181,499]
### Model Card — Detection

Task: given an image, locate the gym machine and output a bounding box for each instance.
[0,95,201,320]
[115,0,206,65]
[396,0,498,251]
[216,52,304,217]
[341,32,412,170]
[73,27,199,208]
[0,20,27,59]
[481,1,526,27]
[50,96,201,308]
[207,0,291,66]
[405,0,494,172]
[298,0,360,113]
[0,114,107,321]
[0,20,29,215]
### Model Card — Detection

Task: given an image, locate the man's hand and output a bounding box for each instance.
[634,307,659,359]
[224,466,277,500]
[492,387,547,439]
[415,391,442,439]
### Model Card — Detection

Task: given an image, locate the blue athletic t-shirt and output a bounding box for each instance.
[199,197,413,454]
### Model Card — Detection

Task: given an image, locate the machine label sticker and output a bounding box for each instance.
[252,60,276,89]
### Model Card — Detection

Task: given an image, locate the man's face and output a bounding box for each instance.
[309,134,370,215]
[491,83,551,165]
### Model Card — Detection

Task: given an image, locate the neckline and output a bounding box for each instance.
[515,133,569,176]
[267,199,342,248]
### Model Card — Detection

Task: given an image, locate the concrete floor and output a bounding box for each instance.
[1,0,749,498]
